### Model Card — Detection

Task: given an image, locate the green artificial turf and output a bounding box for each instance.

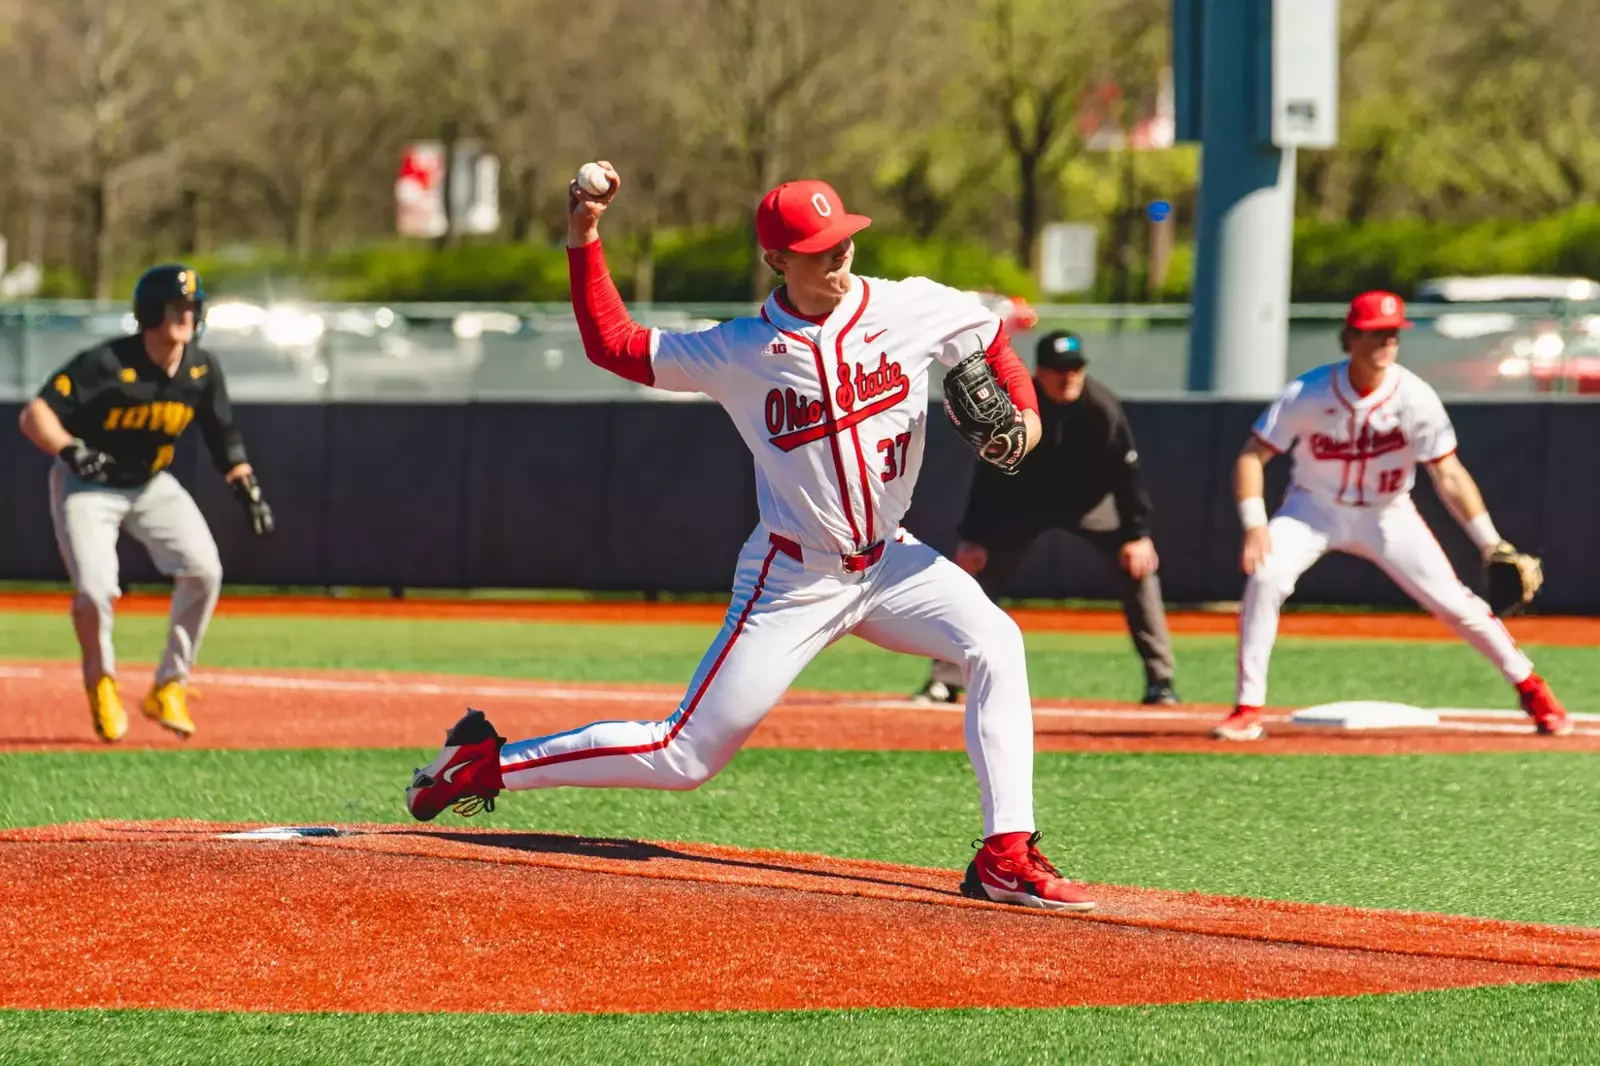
[2,610,1594,711]
[2,747,1595,927]
[3,982,1598,1065]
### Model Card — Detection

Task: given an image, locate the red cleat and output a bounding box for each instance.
[1517,675,1574,736]
[1211,705,1265,741]
[406,709,507,821]
[960,832,1096,912]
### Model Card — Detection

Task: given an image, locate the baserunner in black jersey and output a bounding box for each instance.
[17,263,275,742]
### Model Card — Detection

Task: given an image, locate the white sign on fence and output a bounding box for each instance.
[1039,223,1098,294]
[397,142,500,238]
[1270,0,1340,149]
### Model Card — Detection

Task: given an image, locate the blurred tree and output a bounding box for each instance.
[4,0,1600,299]
[425,0,573,245]
[9,0,210,296]
[673,0,914,299]
[963,0,1164,273]
[207,0,426,259]
[1437,0,1600,214]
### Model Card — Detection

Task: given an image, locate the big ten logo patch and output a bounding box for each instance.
[103,401,196,437]
[762,341,789,356]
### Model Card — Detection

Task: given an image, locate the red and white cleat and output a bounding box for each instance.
[1211,705,1265,741]
[406,709,508,821]
[960,832,1096,912]
[1518,675,1574,736]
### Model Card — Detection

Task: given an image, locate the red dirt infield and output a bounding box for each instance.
[4,590,1600,644]
[3,820,1597,1014]
[3,661,1597,754]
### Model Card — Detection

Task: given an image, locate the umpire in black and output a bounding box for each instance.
[916,330,1179,706]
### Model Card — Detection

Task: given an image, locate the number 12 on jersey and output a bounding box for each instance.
[1378,469,1403,494]
[878,433,912,481]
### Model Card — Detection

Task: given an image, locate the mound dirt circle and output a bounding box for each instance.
[2,821,1596,1014]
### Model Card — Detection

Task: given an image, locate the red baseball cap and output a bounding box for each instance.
[1347,290,1414,330]
[756,180,871,254]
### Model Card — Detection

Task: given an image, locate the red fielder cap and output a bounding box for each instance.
[756,180,872,254]
[1347,290,1414,330]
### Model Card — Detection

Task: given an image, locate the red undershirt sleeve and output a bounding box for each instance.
[984,327,1038,414]
[567,239,655,386]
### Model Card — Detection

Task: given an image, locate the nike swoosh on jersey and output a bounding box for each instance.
[864,329,887,343]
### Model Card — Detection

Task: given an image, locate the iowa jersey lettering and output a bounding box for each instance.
[38,335,250,486]
[102,401,196,436]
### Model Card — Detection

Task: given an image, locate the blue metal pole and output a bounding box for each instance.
[1185,0,1297,396]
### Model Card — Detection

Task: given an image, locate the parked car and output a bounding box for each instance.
[321,307,482,399]
[200,300,332,401]
[1413,275,1600,394]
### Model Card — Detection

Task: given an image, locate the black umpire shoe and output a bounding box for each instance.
[1142,683,1180,706]
[912,678,964,704]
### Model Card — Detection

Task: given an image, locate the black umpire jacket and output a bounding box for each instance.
[957,375,1154,547]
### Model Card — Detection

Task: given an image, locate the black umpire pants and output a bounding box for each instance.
[929,496,1177,690]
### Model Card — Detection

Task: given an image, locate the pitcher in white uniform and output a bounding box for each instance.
[1211,291,1572,740]
[403,163,1099,911]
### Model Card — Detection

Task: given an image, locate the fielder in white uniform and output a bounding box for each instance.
[1211,291,1572,740]
[404,163,1098,911]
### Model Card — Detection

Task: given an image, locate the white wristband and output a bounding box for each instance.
[1466,512,1501,552]
[1238,497,1268,530]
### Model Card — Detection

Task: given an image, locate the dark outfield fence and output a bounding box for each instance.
[3,400,1597,612]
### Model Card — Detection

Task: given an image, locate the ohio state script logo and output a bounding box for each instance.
[764,354,911,452]
[1309,424,1407,461]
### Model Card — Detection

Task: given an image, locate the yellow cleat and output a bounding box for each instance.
[88,677,128,743]
[142,681,196,738]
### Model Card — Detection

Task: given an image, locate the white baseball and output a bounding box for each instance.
[577,163,613,197]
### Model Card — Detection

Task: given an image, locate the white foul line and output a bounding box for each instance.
[3,663,1597,734]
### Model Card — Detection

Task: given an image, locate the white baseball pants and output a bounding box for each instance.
[1237,489,1532,707]
[499,525,1038,836]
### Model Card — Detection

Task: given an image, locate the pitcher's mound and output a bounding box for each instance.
[3,821,1596,1014]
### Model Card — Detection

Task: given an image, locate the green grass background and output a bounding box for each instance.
[5,983,1599,1066]
[2,608,1597,1062]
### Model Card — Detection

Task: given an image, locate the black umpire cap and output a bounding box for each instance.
[1035,330,1087,371]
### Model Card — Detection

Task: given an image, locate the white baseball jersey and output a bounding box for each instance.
[1235,359,1534,710]
[491,262,1044,841]
[1252,361,1458,507]
[648,274,1003,553]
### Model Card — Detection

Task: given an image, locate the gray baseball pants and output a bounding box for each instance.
[48,463,223,689]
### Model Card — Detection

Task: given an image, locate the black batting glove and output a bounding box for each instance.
[231,473,276,537]
[59,439,115,483]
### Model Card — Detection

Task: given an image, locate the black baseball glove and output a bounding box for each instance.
[58,439,117,483]
[1485,541,1541,616]
[231,472,276,537]
[943,353,1028,475]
